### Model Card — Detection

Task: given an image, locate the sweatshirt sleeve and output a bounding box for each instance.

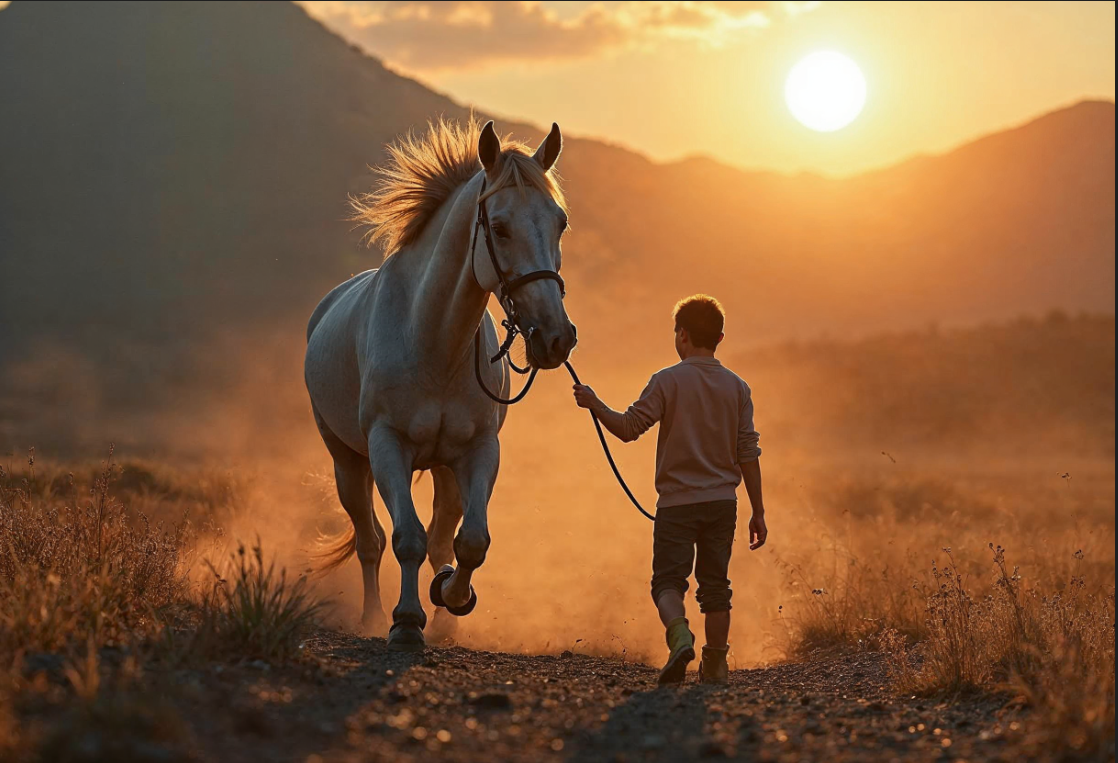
[620,373,665,442]
[737,383,762,462]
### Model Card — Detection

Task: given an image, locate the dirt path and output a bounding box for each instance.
[152,629,1044,763]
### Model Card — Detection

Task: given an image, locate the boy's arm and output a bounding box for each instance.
[573,393,632,441]
[572,376,663,443]
[740,458,767,550]
[738,385,766,549]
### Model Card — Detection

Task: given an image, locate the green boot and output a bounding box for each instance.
[699,645,729,685]
[658,617,695,685]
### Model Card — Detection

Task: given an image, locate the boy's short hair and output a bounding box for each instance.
[673,294,725,350]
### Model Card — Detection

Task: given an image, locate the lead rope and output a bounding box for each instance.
[563,361,655,522]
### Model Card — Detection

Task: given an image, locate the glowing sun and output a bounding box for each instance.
[785,51,867,132]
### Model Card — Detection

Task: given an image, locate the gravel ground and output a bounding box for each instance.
[139,630,1066,763]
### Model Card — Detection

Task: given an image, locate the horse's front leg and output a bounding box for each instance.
[367,427,428,651]
[439,437,499,612]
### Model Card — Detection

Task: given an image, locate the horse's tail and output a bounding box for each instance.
[312,525,357,574]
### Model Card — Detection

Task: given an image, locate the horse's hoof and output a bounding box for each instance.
[445,587,477,617]
[387,623,426,652]
[429,564,454,608]
[429,564,477,617]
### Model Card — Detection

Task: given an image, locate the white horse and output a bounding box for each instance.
[305,118,576,651]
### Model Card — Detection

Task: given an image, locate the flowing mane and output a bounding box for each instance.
[352,116,567,255]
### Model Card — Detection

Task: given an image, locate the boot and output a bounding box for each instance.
[699,645,729,685]
[657,617,695,685]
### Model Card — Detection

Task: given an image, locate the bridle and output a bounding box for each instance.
[470,177,566,405]
[468,176,655,522]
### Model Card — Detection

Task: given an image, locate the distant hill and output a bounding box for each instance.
[732,312,1115,459]
[560,100,1114,367]
[0,1,1113,452]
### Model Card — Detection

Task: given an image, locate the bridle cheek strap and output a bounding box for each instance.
[471,177,566,382]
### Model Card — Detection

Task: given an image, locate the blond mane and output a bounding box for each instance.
[352,116,567,255]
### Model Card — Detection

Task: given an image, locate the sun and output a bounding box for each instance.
[785,51,867,133]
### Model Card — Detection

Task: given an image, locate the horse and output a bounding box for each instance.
[305,117,577,651]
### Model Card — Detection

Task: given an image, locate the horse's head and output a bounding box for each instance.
[475,121,577,370]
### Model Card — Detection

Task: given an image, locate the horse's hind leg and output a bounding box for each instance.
[315,412,388,635]
[427,466,463,643]
[336,458,389,636]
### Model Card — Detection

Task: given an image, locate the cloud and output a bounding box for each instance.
[299,1,819,72]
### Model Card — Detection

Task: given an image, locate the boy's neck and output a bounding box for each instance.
[681,347,717,361]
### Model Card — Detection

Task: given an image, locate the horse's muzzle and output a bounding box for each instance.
[529,321,577,369]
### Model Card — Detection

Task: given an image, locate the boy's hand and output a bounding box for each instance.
[748,513,768,550]
[572,384,601,411]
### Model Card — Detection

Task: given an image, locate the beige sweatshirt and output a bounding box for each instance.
[621,357,761,509]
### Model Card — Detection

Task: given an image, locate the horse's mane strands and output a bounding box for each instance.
[351,115,566,256]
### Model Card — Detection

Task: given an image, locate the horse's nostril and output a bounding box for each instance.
[549,327,577,358]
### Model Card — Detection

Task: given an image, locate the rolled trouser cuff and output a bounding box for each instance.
[651,577,689,606]
[695,585,732,613]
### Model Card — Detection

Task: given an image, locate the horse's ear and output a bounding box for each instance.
[478,121,501,172]
[533,122,562,171]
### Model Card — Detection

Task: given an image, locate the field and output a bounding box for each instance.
[1,316,1113,762]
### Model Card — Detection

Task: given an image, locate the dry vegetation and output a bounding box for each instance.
[0,318,1113,760]
[2,447,1112,760]
[0,451,323,761]
[770,468,1115,759]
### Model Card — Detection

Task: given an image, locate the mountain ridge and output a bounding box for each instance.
[0,1,1112,430]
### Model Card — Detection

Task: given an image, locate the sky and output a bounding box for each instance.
[301,1,1116,176]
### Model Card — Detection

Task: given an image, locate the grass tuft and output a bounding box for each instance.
[182,541,324,664]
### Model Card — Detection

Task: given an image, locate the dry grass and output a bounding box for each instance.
[772,465,1115,758]
[0,450,187,659]
[0,450,323,760]
[881,546,1115,757]
[171,541,324,663]
[0,447,1112,759]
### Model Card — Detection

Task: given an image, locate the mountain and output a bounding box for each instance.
[0,1,1113,452]
[558,100,1114,360]
[0,1,467,357]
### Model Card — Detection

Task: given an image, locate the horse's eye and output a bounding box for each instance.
[492,224,510,239]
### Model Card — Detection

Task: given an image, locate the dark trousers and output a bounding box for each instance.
[650,499,737,613]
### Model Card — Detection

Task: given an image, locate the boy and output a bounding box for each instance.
[572,295,766,685]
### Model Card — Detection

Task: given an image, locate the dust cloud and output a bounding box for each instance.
[2,312,1113,668]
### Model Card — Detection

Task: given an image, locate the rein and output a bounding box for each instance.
[469,179,654,522]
